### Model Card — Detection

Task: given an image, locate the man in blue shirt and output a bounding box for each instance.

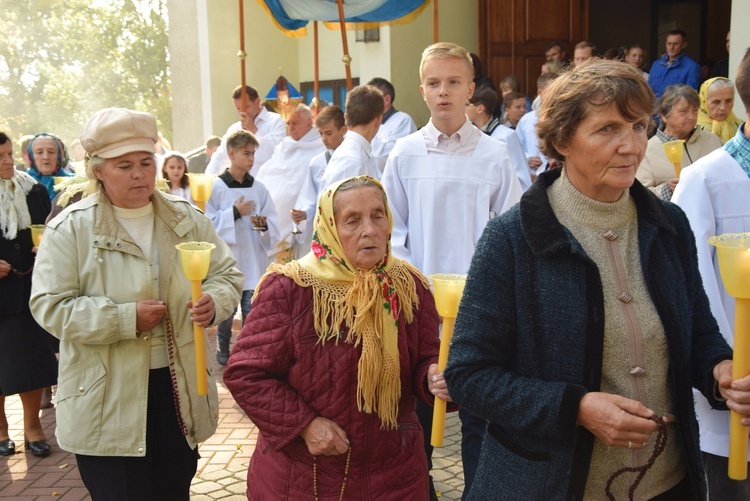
[648,30,701,98]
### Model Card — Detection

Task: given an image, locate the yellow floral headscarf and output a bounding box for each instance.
[697,77,743,143]
[255,176,428,429]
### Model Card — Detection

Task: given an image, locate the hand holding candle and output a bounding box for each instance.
[176,241,216,396]
[709,233,750,480]
[430,273,467,447]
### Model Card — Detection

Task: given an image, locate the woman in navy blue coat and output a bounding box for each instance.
[445,60,750,500]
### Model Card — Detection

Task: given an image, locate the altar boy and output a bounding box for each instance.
[381,42,522,499]
[206,130,279,365]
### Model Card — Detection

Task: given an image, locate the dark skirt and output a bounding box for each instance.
[0,312,58,395]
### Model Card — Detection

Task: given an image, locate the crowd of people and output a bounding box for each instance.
[2,29,750,501]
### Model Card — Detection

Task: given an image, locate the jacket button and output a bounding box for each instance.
[143,335,150,341]
[106,242,112,247]
[630,367,646,376]
[78,386,85,393]
[171,222,176,227]
[177,214,183,219]
[137,447,144,454]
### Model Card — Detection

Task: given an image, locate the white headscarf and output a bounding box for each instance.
[0,170,37,240]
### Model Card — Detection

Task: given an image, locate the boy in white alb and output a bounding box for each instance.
[320,84,384,188]
[465,85,533,190]
[291,105,347,246]
[206,130,279,365]
[381,42,522,499]
[367,77,418,172]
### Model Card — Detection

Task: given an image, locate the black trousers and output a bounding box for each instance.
[703,452,750,501]
[76,368,198,501]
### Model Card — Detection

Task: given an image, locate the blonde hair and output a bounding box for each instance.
[419,42,474,82]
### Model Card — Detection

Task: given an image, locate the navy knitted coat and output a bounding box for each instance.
[444,168,732,500]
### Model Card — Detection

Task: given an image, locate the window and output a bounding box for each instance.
[299,78,360,111]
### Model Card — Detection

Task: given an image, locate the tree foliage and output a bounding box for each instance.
[0,0,170,157]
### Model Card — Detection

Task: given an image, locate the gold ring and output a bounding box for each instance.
[628,441,632,449]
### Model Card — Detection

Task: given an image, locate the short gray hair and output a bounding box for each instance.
[708,77,735,96]
[659,84,700,118]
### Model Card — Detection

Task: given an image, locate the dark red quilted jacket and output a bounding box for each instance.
[224,272,442,500]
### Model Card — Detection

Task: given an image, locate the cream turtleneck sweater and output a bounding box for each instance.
[548,169,685,500]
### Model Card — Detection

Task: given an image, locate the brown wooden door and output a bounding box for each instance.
[478,0,589,97]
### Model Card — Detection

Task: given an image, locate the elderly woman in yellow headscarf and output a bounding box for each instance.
[697,76,743,143]
[224,176,451,500]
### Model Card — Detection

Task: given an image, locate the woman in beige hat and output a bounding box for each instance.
[30,108,243,500]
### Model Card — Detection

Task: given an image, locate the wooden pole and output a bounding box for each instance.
[335,0,353,91]
[314,21,320,102]
[433,0,438,43]
[238,0,247,108]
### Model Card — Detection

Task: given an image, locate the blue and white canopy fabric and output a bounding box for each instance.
[257,0,430,37]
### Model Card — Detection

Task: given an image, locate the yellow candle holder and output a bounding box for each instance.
[28,224,46,247]
[176,241,216,396]
[709,232,750,480]
[662,140,685,178]
[429,273,467,447]
[186,173,215,211]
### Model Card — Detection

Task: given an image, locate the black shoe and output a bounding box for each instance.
[0,439,15,456]
[429,475,439,500]
[217,340,230,366]
[24,435,51,457]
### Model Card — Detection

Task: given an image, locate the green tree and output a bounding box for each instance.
[0,0,171,159]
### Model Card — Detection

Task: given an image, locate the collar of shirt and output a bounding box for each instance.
[479,116,500,135]
[255,107,269,126]
[346,130,372,156]
[421,117,481,156]
[382,107,397,124]
[724,123,750,176]
[219,170,254,188]
[655,126,677,143]
[664,51,685,67]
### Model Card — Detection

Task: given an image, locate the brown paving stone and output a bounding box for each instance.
[59,487,93,500]
[0,479,33,496]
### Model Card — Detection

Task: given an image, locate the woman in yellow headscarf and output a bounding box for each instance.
[697,76,743,143]
[224,176,451,500]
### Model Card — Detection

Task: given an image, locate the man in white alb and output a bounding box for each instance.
[671,46,750,500]
[205,85,286,175]
[255,104,325,263]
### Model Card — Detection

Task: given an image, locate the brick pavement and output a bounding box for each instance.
[0,325,466,500]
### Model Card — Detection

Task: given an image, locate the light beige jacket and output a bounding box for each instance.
[30,190,243,456]
[636,127,722,199]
